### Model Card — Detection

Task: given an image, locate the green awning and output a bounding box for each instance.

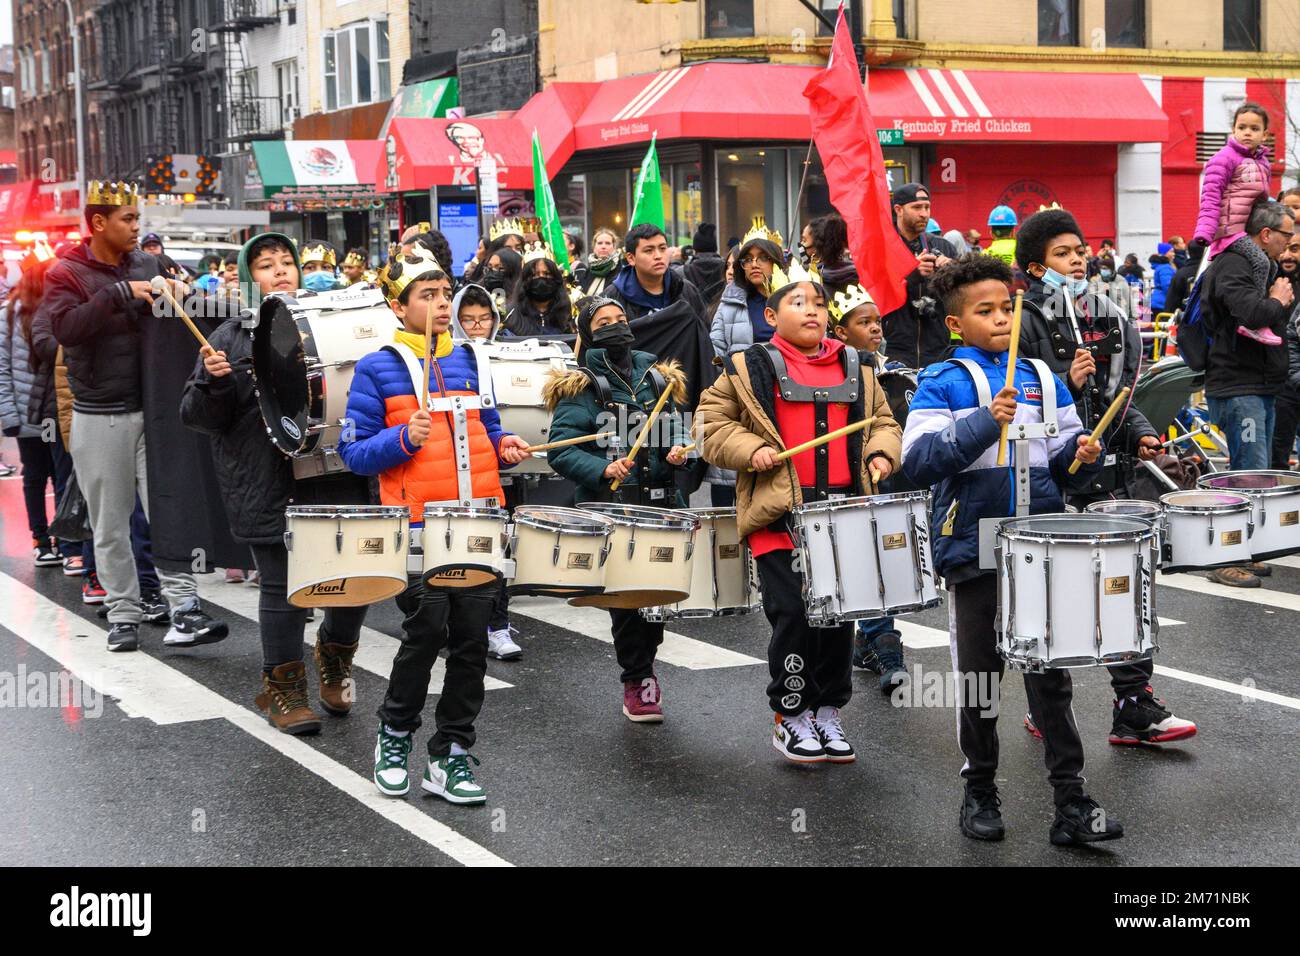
[379,78,460,139]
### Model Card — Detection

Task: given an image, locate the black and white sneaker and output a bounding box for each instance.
[107,623,140,653]
[1050,795,1124,846]
[772,710,826,763]
[811,706,855,763]
[163,608,230,646]
[140,592,170,625]
[33,538,62,567]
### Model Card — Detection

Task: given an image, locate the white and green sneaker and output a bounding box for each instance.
[373,726,413,796]
[421,753,487,805]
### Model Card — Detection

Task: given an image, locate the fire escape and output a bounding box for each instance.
[209,0,284,149]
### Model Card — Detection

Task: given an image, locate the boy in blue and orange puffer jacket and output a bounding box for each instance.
[341,246,529,807]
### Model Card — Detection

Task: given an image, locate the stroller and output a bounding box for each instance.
[1128,356,1227,497]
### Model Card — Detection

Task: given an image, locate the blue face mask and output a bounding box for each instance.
[1041,266,1089,297]
[1100,268,1115,281]
[303,271,337,292]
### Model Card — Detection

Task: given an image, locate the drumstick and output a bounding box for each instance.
[680,441,696,454]
[995,290,1024,467]
[610,384,675,492]
[1068,386,1130,475]
[150,276,211,351]
[421,308,434,411]
[524,432,615,454]
[747,417,876,472]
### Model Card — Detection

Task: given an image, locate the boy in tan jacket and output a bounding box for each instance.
[698,261,902,763]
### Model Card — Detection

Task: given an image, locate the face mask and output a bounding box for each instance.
[1100,268,1115,281]
[592,322,635,350]
[482,268,505,289]
[303,271,337,292]
[1040,266,1089,297]
[525,276,561,300]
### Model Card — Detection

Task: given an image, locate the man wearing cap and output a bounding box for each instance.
[1149,241,1176,313]
[881,183,960,369]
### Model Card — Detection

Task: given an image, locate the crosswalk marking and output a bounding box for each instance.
[0,570,513,866]
[508,596,764,669]
[194,578,513,694]
[1159,571,1300,613]
[897,617,1184,650]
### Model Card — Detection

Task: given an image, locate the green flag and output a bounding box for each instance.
[630,133,665,231]
[530,129,570,272]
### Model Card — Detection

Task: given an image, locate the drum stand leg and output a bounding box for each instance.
[1042,545,1052,660]
[708,526,720,610]
[1092,550,1104,656]
[827,520,846,609]
[868,512,887,610]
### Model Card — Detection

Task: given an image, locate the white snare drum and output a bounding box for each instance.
[1197,470,1300,560]
[1158,491,1253,572]
[792,492,940,626]
[508,506,614,597]
[570,504,700,610]
[641,508,759,621]
[419,506,509,588]
[478,339,577,475]
[996,514,1158,671]
[284,505,409,608]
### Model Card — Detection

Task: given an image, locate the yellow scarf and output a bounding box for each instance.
[394,328,454,359]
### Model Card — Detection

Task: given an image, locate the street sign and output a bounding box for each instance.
[877,129,904,147]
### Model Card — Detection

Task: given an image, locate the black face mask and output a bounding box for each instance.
[482,268,506,290]
[525,276,561,300]
[592,321,635,353]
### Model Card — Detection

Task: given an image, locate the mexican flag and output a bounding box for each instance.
[531,129,571,272]
[630,134,665,231]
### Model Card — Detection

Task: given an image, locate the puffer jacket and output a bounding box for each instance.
[0,300,55,437]
[1148,256,1175,311]
[1194,138,1272,244]
[901,347,1100,584]
[698,343,902,539]
[709,282,762,359]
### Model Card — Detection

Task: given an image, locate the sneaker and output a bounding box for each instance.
[772,710,826,763]
[1207,566,1260,588]
[246,571,260,587]
[1023,712,1043,739]
[224,568,245,583]
[422,753,487,805]
[487,625,523,661]
[1050,795,1124,845]
[373,726,413,796]
[0,462,15,477]
[62,554,84,576]
[163,607,229,646]
[81,573,106,605]
[33,538,62,567]
[1110,689,1198,745]
[106,623,139,653]
[623,676,664,722]
[871,632,908,695]
[1237,324,1283,346]
[959,786,1005,841]
[811,706,855,763]
[139,591,170,625]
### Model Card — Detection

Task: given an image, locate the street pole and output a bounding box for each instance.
[64,0,86,207]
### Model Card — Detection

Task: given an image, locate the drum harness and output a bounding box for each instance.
[580,364,675,507]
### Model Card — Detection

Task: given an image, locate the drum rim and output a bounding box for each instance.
[286,505,408,518]
[1159,490,1252,513]
[578,501,701,531]
[1084,499,1161,517]
[997,513,1154,542]
[513,505,616,535]
[1197,470,1300,496]
[794,490,929,514]
[684,507,740,519]
[421,505,510,520]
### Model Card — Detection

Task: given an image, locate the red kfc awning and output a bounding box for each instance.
[0,181,36,224]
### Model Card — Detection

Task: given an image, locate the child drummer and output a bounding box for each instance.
[698,261,902,764]
[542,296,690,723]
[901,253,1120,846]
[340,247,530,805]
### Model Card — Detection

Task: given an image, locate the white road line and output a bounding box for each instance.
[1266,556,1300,570]
[508,596,763,669]
[0,571,512,866]
[1159,571,1300,612]
[898,617,1183,650]
[1153,664,1300,711]
[194,578,512,694]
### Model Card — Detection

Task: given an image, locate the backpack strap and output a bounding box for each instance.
[947,357,993,407]
[1023,358,1058,430]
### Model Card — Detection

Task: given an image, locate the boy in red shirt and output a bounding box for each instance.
[699,261,902,763]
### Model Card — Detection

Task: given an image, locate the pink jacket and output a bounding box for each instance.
[1194,138,1272,245]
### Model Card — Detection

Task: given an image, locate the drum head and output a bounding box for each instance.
[578,502,698,530]
[289,576,405,608]
[514,505,613,534]
[252,295,311,456]
[1201,470,1300,492]
[878,370,918,428]
[570,588,691,610]
[1161,490,1250,509]
[1085,499,1160,519]
[1000,513,1151,539]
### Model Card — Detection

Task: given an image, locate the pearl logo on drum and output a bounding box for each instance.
[1104,576,1130,596]
[280,416,302,441]
[1281,511,1299,527]
[649,546,675,563]
[467,536,493,554]
[357,538,384,555]
[718,544,740,559]
[882,533,906,550]
[567,552,593,570]
[1221,530,1243,545]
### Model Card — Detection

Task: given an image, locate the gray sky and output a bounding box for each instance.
[0,1,11,47]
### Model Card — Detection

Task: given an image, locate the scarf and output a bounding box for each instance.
[587,254,620,279]
[394,328,454,360]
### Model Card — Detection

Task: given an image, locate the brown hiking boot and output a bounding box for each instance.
[255,662,322,735]
[1208,566,1261,588]
[1245,561,1272,577]
[314,635,359,716]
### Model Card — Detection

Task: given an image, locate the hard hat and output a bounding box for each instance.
[988,205,1018,228]
[926,218,941,235]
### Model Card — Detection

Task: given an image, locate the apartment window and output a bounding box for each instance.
[40,40,50,91]
[1106,0,1145,48]
[893,0,911,38]
[705,0,753,39]
[1223,0,1260,52]
[275,59,298,127]
[1038,0,1078,46]
[323,20,389,112]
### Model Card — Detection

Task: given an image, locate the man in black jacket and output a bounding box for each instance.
[683,223,726,306]
[879,183,958,369]
[1271,231,1300,469]
[35,181,232,652]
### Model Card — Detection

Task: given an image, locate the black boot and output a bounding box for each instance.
[1050,795,1124,846]
[959,786,1005,841]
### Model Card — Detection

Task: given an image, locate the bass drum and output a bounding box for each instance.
[877,368,918,428]
[251,287,401,461]
[477,338,577,475]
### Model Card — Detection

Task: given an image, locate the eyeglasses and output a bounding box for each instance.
[461,317,494,328]
[741,255,773,266]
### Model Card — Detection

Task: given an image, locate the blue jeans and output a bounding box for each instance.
[1207,395,1276,471]
[856,616,899,641]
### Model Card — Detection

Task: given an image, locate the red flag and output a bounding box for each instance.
[803,7,915,317]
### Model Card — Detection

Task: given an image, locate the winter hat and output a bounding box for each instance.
[1157,242,1173,256]
[693,223,718,253]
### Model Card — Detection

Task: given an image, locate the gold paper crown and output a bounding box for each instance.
[741,215,783,249]
[1038,202,1063,212]
[379,246,449,301]
[829,284,876,322]
[343,251,366,269]
[521,241,555,265]
[766,257,821,297]
[86,180,140,206]
[489,217,525,242]
[300,243,336,268]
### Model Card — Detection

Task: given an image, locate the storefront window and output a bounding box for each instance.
[1037,0,1078,46]
[705,0,754,39]
[1105,0,1145,48]
[673,163,704,248]
[588,167,630,241]
[716,148,790,250]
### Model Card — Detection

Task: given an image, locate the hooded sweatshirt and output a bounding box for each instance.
[450,282,504,342]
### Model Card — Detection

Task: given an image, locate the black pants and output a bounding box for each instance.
[1272,389,1300,469]
[249,542,367,671]
[950,575,1084,807]
[17,435,56,540]
[756,550,853,716]
[488,579,510,632]
[608,607,664,684]
[377,578,494,757]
